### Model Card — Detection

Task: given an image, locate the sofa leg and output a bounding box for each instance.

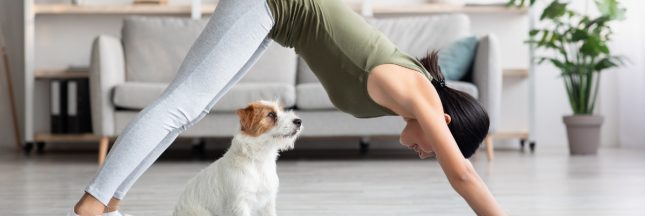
[485,135,494,161]
[191,138,206,160]
[98,136,109,166]
[359,137,370,155]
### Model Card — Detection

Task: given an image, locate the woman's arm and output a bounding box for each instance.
[367,64,505,215]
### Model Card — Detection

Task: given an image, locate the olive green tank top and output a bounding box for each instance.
[267,0,433,118]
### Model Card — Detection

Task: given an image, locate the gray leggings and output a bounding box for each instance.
[84,0,275,205]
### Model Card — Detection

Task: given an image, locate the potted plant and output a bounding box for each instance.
[508,0,626,155]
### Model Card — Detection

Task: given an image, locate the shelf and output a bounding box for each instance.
[491,131,529,139]
[366,4,528,15]
[34,132,106,142]
[33,3,526,15]
[34,67,527,80]
[34,4,217,15]
[503,68,529,78]
[35,68,89,80]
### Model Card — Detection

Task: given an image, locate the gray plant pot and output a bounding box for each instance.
[563,115,604,155]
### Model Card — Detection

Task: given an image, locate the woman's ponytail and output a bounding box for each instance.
[417,50,490,158]
[419,50,446,89]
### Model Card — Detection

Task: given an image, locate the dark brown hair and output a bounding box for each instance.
[419,51,490,158]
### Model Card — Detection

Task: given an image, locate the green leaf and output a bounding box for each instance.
[506,0,517,7]
[595,0,626,20]
[599,43,609,54]
[586,16,611,29]
[571,29,589,41]
[506,0,536,7]
[580,35,602,57]
[529,29,540,36]
[537,30,550,47]
[541,1,568,21]
[594,57,618,71]
[550,59,567,69]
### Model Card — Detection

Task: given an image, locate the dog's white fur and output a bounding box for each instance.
[173,101,302,216]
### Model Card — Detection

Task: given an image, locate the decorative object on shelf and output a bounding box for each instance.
[1,25,23,150]
[428,0,466,7]
[360,0,373,17]
[133,0,168,5]
[191,0,202,20]
[72,0,134,5]
[509,0,626,155]
[462,0,509,6]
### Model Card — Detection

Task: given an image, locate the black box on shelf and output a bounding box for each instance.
[65,78,93,134]
[50,78,93,134]
[50,79,67,134]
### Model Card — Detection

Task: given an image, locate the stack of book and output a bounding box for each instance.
[50,78,93,134]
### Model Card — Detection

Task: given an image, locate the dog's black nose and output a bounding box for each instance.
[293,118,302,126]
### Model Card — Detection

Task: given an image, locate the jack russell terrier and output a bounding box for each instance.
[173,100,302,216]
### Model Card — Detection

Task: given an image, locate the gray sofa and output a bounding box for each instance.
[89,14,501,160]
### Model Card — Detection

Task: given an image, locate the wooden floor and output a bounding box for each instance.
[1,146,644,216]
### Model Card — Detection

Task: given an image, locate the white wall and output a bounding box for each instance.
[530,0,644,148]
[37,0,220,5]
[613,0,645,148]
[469,13,530,134]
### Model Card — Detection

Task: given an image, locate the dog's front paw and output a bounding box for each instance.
[259,201,277,216]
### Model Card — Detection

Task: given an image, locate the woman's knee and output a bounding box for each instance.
[139,98,207,132]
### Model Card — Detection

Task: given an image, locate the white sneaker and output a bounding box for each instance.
[66,209,79,216]
[66,208,110,216]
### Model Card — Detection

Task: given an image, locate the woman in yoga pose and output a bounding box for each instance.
[70,0,504,215]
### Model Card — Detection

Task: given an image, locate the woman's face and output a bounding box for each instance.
[399,115,451,159]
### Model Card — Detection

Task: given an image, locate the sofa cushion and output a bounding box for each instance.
[366,14,471,58]
[446,81,479,99]
[439,35,479,81]
[112,82,295,112]
[296,83,335,110]
[239,42,298,84]
[122,16,297,84]
[122,16,206,83]
[297,58,318,84]
[295,81,477,111]
[296,14,471,85]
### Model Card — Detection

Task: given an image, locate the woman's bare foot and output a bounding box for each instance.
[105,197,121,213]
[73,193,105,216]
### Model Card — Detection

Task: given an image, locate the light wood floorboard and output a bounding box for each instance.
[1,146,644,215]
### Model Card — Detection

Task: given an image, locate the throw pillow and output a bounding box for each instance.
[438,35,479,81]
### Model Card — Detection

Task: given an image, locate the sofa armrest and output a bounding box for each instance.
[90,35,126,136]
[472,34,502,133]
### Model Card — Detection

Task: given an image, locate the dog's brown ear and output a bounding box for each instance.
[236,102,277,137]
[236,105,256,133]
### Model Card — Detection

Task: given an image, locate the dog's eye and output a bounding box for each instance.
[267,111,277,119]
